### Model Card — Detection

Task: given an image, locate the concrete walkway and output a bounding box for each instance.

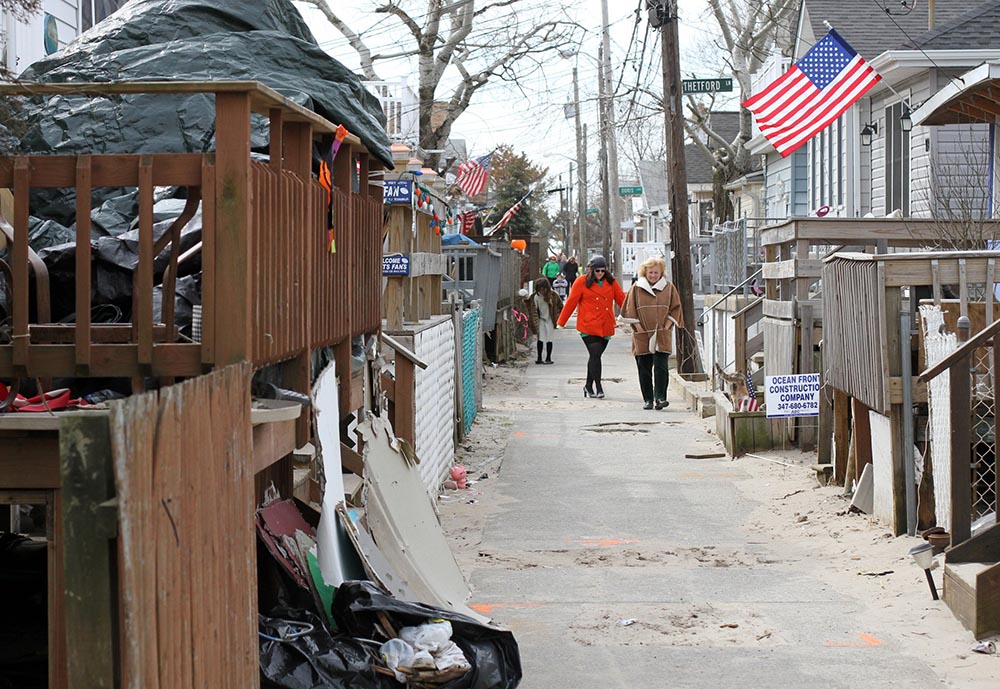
[461,325,958,689]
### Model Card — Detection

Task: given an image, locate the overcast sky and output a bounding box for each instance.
[295,1,721,191]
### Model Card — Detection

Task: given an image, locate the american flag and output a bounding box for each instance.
[489,199,523,234]
[459,209,478,235]
[456,154,492,198]
[744,29,880,157]
[740,370,760,412]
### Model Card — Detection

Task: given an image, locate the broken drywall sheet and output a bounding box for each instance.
[359,416,489,624]
[313,361,349,587]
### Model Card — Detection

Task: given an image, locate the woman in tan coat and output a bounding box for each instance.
[620,257,683,409]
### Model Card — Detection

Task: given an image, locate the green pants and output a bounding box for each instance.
[635,352,670,402]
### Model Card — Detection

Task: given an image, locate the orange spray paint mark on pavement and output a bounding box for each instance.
[470,603,546,614]
[824,633,883,647]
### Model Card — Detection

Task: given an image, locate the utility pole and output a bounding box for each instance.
[573,65,586,260]
[600,0,623,278]
[649,0,699,374]
[597,45,611,262]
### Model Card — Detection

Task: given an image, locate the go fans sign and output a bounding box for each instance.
[764,374,820,418]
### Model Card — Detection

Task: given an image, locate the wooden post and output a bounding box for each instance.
[213,91,253,365]
[384,201,410,331]
[75,157,92,370]
[884,279,908,535]
[799,303,816,451]
[395,356,416,445]
[60,414,116,689]
[833,389,851,485]
[950,355,972,544]
[284,120,314,447]
[851,397,873,483]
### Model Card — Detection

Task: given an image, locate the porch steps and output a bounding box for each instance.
[674,375,715,418]
[943,560,1000,639]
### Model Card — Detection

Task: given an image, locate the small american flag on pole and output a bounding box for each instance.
[489,199,523,234]
[456,153,492,198]
[740,370,761,412]
[744,29,880,157]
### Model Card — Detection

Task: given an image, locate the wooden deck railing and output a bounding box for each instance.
[0,82,383,385]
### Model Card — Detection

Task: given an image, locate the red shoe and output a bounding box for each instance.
[16,388,72,413]
[0,382,26,412]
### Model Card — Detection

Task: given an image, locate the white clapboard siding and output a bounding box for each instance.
[413,319,457,493]
[930,123,992,220]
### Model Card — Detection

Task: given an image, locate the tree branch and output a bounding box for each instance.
[375,2,424,43]
[302,0,379,80]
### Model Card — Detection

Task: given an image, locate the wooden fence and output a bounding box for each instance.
[60,364,256,689]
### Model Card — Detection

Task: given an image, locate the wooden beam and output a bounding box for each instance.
[0,153,204,188]
[761,258,823,281]
[59,414,116,689]
[0,343,204,378]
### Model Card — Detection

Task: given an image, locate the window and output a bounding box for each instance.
[458,256,474,282]
[885,101,910,215]
[82,1,127,31]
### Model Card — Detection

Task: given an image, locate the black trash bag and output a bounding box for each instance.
[332,581,522,689]
[258,609,395,689]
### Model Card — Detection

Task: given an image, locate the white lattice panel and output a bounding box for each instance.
[413,319,457,493]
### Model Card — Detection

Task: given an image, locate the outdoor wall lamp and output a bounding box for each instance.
[909,543,939,600]
[900,106,913,132]
[860,122,878,147]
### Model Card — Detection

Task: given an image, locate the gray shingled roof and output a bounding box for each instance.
[902,0,1000,49]
[802,0,973,58]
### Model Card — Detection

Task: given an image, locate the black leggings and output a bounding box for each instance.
[582,335,609,392]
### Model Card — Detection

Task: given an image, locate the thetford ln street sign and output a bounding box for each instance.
[681,78,733,95]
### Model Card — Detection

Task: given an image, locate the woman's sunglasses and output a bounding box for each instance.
[593,267,606,272]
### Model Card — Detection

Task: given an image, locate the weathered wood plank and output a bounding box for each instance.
[13,158,29,368]
[0,153,204,188]
[59,414,116,689]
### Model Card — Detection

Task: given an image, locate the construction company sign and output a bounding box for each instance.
[764,373,820,418]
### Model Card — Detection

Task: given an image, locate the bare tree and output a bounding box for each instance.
[304,0,577,168]
[911,125,998,251]
[682,0,798,222]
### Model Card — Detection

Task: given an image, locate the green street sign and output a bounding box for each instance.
[585,208,600,215]
[682,78,733,95]
[619,186,643,197]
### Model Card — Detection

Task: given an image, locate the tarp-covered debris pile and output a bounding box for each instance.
[15,0,392,168]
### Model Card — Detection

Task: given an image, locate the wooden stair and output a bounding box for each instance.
[943,522,1000,639]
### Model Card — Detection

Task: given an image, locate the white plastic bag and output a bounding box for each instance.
[378,638,415,683]
[399,620,453,654]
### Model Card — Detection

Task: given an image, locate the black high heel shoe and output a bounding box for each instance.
[584,387,594,398]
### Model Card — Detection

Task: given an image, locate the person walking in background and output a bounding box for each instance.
[556,256,625,398]
[542,255,561,282]
[552,273,569,300]
[563,256,579,285]
[529,277,563,365]
[621,256,683,410]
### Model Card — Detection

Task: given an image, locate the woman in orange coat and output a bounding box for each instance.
[556,256,626,398]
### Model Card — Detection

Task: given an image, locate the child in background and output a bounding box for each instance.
[552,273,569,300]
